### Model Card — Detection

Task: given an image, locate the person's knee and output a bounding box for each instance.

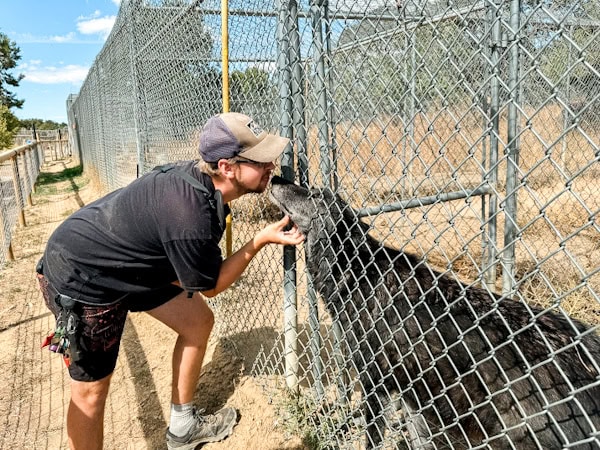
[70,376,112,411]
[203,305,215,331]
[185,301,214,345]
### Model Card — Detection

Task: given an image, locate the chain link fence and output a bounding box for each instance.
[0,129,71,268]
[68,0,599,447]
[0,141,48,268]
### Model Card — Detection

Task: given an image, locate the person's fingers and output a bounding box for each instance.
[271,215,290,231]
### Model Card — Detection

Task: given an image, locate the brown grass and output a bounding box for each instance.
[231,104,599,325]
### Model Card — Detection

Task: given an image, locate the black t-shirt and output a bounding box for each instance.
[43,160,228,304]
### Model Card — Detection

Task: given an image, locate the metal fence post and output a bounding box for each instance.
[502,0,522,295]
[289,1,308,185]
[310,0,332,188]
[278,0,299,393]
[483,0,502,290]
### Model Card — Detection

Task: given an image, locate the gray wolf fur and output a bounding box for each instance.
[269,176,600,449]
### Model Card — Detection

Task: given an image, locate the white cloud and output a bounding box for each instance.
[49,32,77,43]
[76,13,116,39]
[21,63,89,85]
[9,31,103,45]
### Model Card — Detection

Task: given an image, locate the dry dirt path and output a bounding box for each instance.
[0,158,307,450]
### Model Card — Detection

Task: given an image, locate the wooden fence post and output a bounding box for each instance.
[10,155,26,227]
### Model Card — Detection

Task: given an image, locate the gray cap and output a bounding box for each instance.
[199,112,290,163]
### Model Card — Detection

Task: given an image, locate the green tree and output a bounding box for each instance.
[0,104,20,149]
[0,31,24,109]
[229,67,277,120]
[19,118,67,130]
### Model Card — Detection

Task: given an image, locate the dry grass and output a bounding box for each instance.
[232,104,599,325]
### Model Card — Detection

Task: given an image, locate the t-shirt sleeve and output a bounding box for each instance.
[163,238,223,291]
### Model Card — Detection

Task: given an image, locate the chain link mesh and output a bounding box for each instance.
[68,0,599,447]
[0,137,53,268]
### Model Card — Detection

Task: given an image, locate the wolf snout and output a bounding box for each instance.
[270,175,294,186]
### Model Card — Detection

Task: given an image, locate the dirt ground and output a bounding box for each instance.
[0,158,309,450]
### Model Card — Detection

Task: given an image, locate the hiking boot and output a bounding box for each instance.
[166,406,238,450]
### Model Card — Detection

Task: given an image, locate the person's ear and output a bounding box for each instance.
[217,159,236,179]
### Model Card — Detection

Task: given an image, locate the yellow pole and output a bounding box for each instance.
[222,0,232,257]
[222,0,230,114]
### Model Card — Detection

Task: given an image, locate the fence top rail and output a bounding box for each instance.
[0,142,38,164]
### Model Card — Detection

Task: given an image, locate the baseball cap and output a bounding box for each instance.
[199,112,290,163]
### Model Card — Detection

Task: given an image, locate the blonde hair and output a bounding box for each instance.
[197,159,220,177]
[197,156,241,177]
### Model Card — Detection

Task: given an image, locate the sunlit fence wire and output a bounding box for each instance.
[0,143,43,268]
[67,0,599,447]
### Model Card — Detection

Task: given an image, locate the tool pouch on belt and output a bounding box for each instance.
[46,294,83,366]
[37,258,83,366]
[56,294,81,362]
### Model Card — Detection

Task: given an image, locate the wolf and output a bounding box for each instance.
[269,176,600,449]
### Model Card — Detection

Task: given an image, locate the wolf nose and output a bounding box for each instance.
[271,175,293,186]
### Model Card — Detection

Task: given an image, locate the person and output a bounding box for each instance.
[36,112,304,450]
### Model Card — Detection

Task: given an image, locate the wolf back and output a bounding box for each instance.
[269,176,600,450]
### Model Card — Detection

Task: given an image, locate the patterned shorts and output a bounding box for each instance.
[37,272,128,382]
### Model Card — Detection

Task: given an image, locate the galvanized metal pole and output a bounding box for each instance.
[561,25,574,174]
[128,8,146,180]
[310,0,332,188]
[306,0,330,401]
[322,3,339,191]
[277,0,299,393]
[502,0,522,295]
[288,1,308,186]
[484,0,502,290]
[221,0,233,258]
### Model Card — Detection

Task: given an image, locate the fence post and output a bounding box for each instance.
[502,0,522,295]
[289,1,307,187]
[32,142,40,194]
[58,129,64,159]
[483,0,502,290]
[278,0,299,394]
[22,149,33,207]
[310,1,332,188]
[10,155,26,227]
[0,202,14,261]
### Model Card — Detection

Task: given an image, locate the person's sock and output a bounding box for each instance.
[169,402,195,437]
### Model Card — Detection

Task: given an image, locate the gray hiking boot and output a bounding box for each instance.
[166,406,238,450]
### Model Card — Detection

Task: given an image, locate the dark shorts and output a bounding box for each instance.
[37,270,183,382]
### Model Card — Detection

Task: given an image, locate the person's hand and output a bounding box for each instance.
[258,215,305,246]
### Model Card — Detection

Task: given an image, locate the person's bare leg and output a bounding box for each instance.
[149,291,237,448]
[67,374,112,450]
[146,290,214,404]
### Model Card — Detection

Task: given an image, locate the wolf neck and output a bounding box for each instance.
[307,216,389,319]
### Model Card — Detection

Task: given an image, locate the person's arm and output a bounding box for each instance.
[200,215,304,298]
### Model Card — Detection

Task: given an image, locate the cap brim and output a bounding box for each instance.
[238,134,290,163]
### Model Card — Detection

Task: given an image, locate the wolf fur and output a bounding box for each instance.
[269,176,600,449]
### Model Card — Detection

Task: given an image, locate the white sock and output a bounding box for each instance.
[169,402,195,437]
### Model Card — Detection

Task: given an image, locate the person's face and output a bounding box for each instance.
[232,158,276,194]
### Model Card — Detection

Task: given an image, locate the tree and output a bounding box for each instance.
[230,67,278,122]
[0,31,24,109]
[19,118,67,130]
[0,104,20,149]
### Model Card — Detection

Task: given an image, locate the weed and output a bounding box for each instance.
[33,165,89,196]
[35,165,83,185]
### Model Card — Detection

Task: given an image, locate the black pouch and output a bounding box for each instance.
[36,257,44,275]
[54,294,83,364]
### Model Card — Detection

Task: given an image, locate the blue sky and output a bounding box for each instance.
[0,0,121,124]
